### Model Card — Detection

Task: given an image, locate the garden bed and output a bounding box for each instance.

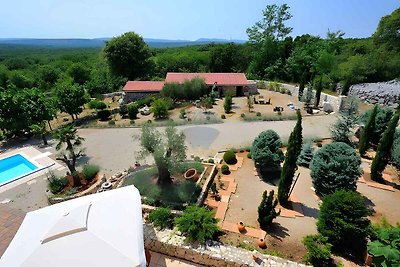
[122,162,206,210]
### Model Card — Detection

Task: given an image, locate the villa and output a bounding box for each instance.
[122,72,257,102]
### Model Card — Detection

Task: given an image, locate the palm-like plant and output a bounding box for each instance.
[30,122,48,146]
[53,125,84,186]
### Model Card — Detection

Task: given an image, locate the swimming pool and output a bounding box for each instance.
[0,154,38,186]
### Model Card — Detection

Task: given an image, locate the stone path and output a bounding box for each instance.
[150,252,204,267]
[0,205,25,256]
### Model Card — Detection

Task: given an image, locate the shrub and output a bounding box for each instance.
[119,104,128,117]
[221,114,226,119]
[240,113,245,118]
[224,95,232,113]
[258,190,280,230]
[148,207,173,229]
[251,130,284,170]
[208,158,214,163]
[179,109,186,119]
[82,164,100,182]
[310,142,362,196]
[128,103,139,119]
[302,234,332,267]
[89,99,107,110]
[359,105,378,155]
[174,205,219,243]
[47,171,68,194]
[151,98,169,119]
[129,119,135,125]
[247,152,252,159]
[317,190,371,258]
[256,112,261,117]
[221,164,230,175]
[108,120,115,126]
[97,109,111,120]
[316,141,322,147]
[297,143,314,168]
[367,223,400,267]
[223,150,237,165]
[359,105,394,146]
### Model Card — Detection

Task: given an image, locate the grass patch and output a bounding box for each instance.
[243,113,297,122]
[122,163,203,210]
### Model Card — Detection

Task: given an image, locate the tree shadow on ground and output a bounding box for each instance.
[266,222,290,241]
[300,203,319,219]
[362,195,376,215]
[257,168,281,186]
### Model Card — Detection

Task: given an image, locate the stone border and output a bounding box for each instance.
[196,163,217,206]
[47,173,106,204]
[144,224,309,267]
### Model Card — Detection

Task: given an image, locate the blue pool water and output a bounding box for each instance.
[0,154,38,186]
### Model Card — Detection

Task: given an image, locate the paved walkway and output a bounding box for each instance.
[0,205,25,257]
[150,252,204,267]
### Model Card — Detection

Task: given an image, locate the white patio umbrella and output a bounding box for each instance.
[0,186,146,267]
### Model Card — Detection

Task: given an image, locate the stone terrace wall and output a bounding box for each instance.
[144,224,309,267]
[349,80,400,107]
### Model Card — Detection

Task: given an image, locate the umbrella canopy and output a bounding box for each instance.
[1,186,146,267]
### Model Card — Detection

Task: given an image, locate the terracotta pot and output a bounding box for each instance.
[184,168,199,181]
[364,251,373,266]
[257,238,266,249]
[238,221,246,232]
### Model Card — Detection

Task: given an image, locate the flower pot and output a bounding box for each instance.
[184,168,199,181]
[257,238,266,249]
[238,221,246,232]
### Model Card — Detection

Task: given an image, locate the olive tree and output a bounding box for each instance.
[138,124,186,185]
[310,142,362,196]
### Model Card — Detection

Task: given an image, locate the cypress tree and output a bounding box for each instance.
[370,113,400,181]
[258,190,280,230]
[359,105,378,156]
[278,110,303,206]
[298,75,305,101]
[314,77,323,108]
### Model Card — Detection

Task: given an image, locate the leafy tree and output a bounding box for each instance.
[103,32,152,80]
[331,98,359,145]
[373,8,400,50]
[39,66,59,89]
[302,234,332,267]
[151,98,169,119]
[278,110,302,205]
[317,190,371,258]
[251,130,284,171]
[359,105,378,155]
[174,205,219,244]
[223,95,233,113]
[297,143,314,168]
[258,190,280,229]
[371,113,399,181]
[303,84,314,106]
[368,223,400,267]
[138,124,186,184]
[97,109,111,121]
[247,4,293,43]
[55,82,88,121]
[69,63,90,85]
[310,142,362,196]
[200,95,213,113]
[210,43,247,72]
[53,125,85,186]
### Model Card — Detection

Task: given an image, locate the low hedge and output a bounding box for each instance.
[221,164,230,175]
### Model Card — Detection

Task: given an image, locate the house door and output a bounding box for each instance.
[236,86,244,97]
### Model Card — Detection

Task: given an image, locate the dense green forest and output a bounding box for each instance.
[0,4,398,136]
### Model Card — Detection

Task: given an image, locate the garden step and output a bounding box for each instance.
[215,202,228,220]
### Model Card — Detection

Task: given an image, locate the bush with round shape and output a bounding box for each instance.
[221,164,230,175]
[108,120,115,126]
[310,142,362,196]
[251,130,284,170]
[119,104,128,117]
[148,207,172,229]
[223,150,237,165]
[82,164,100,182]
[221,114,226,119]
[302,234,332,267]
[97,109,111,121]
[174,205,219,244]
[128,103,139,119]
[88,99,107,110]
[317,190,371,258]
[247,152,252,159]
[256,112,261,117]
[240,113,245,118]
[208,158,214,163]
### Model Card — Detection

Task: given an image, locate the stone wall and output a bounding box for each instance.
[349,80,400,107]
[144,224,308,267]
[123,92,159,103]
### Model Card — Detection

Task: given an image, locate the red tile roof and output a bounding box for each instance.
[123,81,164,92]
[165,73,249,86]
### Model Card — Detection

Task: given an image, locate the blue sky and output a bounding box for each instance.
[0,0,398,40]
